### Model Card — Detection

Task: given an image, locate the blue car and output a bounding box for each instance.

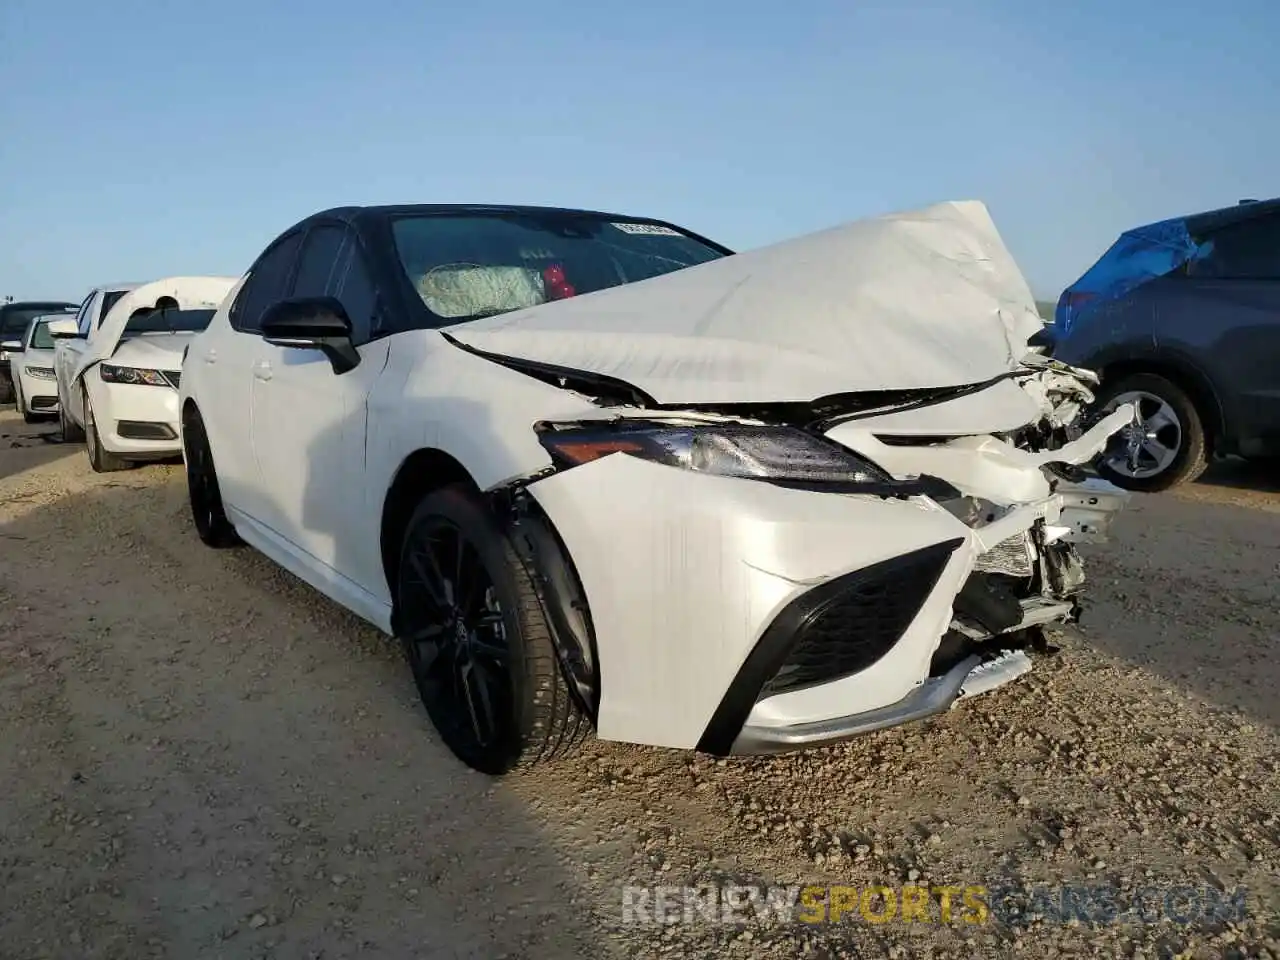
[1046,197,1280,491]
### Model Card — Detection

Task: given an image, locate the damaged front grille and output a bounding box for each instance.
[760,542,957,698]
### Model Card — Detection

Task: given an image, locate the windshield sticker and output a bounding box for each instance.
[612,222,682,237]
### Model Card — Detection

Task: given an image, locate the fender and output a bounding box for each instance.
[1080,341,1228,446]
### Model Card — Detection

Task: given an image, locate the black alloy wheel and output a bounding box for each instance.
[397,487,588,775]
[182,407,241,547]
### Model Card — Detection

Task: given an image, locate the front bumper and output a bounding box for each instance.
[92,379,182,457]
[525,411,1128,755]
[16,368,59,413]
[732,649,1032,753]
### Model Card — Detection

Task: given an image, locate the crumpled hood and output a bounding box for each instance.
[445,201,1046,405]
[109,333,196,371]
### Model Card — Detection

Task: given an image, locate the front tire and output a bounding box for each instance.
[182,406,242,548]
[1094,372,1209,492]
[397,486,589,775]
[83,385,131,473]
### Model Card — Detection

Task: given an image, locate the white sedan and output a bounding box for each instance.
[9,314,70,422]
[50,277,236,472]
[179,201,1132,775]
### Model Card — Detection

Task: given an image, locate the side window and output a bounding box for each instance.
[230,232,303,333]
[1189,215,1280,280]
[292,225,347,298]
[76,293,95,337]
[98,290,127,329]
[329,232,379,343]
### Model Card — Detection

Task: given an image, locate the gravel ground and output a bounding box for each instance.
[1,406,1277,959]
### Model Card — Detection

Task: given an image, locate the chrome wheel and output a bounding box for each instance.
[1100,389,1183,479]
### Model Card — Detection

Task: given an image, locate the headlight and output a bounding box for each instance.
[23,365,55,380]
[100,363,170,386]
[536,422,895,489]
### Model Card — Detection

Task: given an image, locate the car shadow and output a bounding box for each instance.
[0,472,610,959]
[1195,456,1280,494]
[0,416,77,481]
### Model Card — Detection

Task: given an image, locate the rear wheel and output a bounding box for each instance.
[83,384,131,473]
[397,486,589,775]
[183,406,242,548]
[1094,372,1209,492]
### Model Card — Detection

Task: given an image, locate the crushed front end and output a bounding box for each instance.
[510,357,1133,756]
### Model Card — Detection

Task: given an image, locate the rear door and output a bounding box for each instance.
[1182,213,1280,451]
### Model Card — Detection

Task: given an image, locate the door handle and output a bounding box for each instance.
[252,360,273,382]
[203,348,217,364]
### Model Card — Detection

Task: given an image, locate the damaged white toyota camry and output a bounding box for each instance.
[178,201,1132,774]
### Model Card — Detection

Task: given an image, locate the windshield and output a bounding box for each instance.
[123,308,215,336]
[1,304,75,338]
[390,213,729,324]
[31,321,56,350]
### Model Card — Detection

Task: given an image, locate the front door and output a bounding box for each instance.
[249,223,388,611]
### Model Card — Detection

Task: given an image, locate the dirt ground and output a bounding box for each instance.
[1,406,1277,959]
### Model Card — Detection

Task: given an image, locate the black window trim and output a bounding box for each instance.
[230,229,305,334]
[290,219,385,347]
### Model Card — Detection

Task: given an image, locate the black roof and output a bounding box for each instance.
[307,203,655,227]
[0,300,77,311]
[1182,196,1280,237]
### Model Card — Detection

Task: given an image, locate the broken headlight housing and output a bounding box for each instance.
[536,423,896,490]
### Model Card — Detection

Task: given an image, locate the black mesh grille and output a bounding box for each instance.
[760,545,956,698]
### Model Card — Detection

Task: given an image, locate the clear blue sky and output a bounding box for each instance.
[2,0,1275,302]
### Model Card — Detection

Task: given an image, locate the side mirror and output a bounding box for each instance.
[260,296,360,374]
[47,318,81,339]
[0,339,22,353]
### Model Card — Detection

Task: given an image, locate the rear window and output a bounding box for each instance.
[1188,214,1280,280]
[123,308,216,336]
[100,291,128,324]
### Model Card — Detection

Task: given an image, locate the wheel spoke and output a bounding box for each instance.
[1141,435,1178,470]
[1145,404,1179,435]
[455,541,485,616]
[458,659,497,746]
[468,625,508,662]
[407,545,451,615]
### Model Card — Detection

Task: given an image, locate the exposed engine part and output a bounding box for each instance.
[1040,538,1087,597]
[953,573,1026,635]
[974,532,1035,578]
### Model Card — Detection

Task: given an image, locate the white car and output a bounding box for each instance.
[0,300,77,405]
[9,314,70,422]
[50,282,139,442]
[49,277,237,472]
[179,201,1132,775]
